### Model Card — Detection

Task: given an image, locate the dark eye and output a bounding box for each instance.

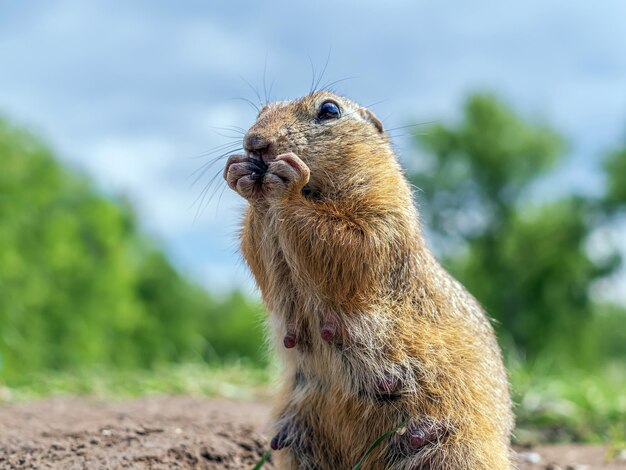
[317,100,341,121]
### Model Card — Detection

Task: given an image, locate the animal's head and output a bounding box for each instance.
[242,92,393,198]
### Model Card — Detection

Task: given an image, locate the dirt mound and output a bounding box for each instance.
[0,396,622,469]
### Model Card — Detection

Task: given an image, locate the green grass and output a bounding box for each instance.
[2,360,624,445]
[0,361,275,403]
[511,360,626,445]
[351,419,408,470]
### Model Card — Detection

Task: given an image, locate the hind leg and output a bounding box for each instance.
[387,426,512,470]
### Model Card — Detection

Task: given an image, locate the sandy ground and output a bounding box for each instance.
[0,396,623,469]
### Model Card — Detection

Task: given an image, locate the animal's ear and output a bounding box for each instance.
[358,107,384,133]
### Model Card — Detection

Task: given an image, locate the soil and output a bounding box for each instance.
[0,396,623,469]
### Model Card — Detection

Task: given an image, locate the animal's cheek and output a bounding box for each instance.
[277,126,306,150]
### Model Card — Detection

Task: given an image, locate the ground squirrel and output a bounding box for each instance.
[224,92,514,469]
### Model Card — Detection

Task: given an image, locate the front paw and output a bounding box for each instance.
[224,154,267,201]
[224,152,310,202]
[263,153,310,199]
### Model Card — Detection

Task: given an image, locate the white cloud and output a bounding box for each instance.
[1,1,626,298]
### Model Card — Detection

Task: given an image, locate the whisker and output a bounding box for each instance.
[387,132,429,141]
[190,174,214,211]
[188,147,243,185]
[263,51,270,104]
[208,125,246,135]
[385,121,438,133]
[199,165,240,219]
[239,75,263,108]
[307,54,317,96]
[231,96,260,114]
[364,98,389,109]
[319,76,358,93]
[214,182,230,215]
[191,142,242,159]
[194,145,243,169]
[192,169,227,220]
[313,48,332,93]
[212,130,245,139]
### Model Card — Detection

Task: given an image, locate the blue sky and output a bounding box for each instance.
[1,1,625,299]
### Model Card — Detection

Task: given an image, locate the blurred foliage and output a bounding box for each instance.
[603,146,626,210]
[411,93,625,364]
[510,360,626,445]
[0,118,267,383]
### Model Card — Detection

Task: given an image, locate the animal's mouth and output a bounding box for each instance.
[242,153,319,199]
[248,149,274,164]
[245,155,268,181]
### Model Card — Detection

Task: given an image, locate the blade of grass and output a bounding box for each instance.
[252,449,272,469]
[352,420,408,470]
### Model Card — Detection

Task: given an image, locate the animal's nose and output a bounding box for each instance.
[244,134,271,154]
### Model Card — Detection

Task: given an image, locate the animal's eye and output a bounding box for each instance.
[317,100,341,121]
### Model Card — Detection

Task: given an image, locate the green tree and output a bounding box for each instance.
[603,143,626,210]
[594,139,626,360]
[410,94,619,363]
[0,118,266,383]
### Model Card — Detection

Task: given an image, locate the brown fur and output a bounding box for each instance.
[224,92,514,469]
